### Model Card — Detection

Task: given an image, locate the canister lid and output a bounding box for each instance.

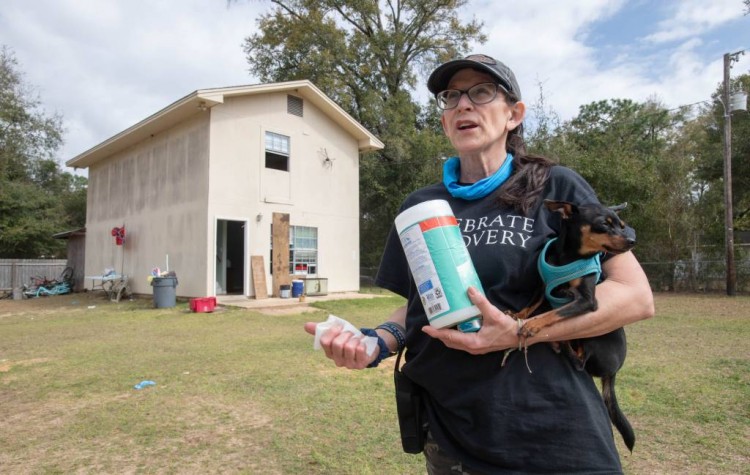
[395,199,454,233]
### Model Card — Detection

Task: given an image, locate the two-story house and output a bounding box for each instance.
[66,80,383,298]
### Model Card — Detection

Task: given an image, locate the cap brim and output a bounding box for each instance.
[427,59,509,95]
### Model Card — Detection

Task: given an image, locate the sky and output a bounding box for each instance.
[1,0,749,173]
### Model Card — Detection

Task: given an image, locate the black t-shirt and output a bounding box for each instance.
[376,166,622,474]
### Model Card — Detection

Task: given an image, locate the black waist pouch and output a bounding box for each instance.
[394,348,427,454]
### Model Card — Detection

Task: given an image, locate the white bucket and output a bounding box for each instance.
[280,284,291,299]
[395,200,484,332]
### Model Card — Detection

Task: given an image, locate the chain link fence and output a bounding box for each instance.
[360,267,379,288]
[362,259,750,295]
[640,259,750,293]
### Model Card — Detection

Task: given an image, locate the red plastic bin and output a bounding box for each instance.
[190,297,216,313]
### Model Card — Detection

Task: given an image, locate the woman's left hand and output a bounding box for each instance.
[421,287,520,355]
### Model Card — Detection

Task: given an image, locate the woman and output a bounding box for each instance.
[305,54,654,474]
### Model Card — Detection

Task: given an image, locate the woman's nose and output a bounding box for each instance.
[455,91,474,110]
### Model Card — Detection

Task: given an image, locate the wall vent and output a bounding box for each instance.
[287,95,303,117]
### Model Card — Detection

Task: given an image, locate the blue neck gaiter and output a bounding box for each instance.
[442,153,514,200]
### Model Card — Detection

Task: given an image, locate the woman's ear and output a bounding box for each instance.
[507,101,526,131]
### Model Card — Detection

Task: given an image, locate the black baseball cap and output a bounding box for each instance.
[427,54,522,100]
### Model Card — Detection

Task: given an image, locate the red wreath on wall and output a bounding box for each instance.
[111,226,126,246]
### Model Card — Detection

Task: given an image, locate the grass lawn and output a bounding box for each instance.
[1,292,748,474]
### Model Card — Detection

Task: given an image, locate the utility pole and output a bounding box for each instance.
[723,52,736,296]
[722,50,745,296]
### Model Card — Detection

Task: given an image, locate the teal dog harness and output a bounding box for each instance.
[538,238,602,308]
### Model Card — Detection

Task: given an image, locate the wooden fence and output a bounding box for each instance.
[0,259,69,291]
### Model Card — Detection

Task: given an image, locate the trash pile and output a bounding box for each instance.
[146,267,177,283]
[22,267,74,298]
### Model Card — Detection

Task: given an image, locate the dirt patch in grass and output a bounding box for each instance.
[0,292,132,318]
[257,305,320,316]
[0,357,52,373]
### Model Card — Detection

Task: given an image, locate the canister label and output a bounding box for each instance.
[399,221,450,318]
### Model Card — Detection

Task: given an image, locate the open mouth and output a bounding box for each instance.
[456,121,478,131]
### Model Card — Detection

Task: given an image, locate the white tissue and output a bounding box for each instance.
[313,314,379,356]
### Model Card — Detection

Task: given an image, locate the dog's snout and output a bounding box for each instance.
[624,226,636,247]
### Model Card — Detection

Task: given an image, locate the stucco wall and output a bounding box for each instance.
[85,115,210,297]
[207,92,361,295]
[84,88,365,299]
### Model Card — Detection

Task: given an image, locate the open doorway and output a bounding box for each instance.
[216,219,246,295]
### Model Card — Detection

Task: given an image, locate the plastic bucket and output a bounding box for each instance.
[291,280,304,297]
[190,297,216,313]
[280,284,291,299]
[151,276,178,308]
[395,199,484,332]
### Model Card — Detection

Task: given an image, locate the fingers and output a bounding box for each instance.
[467,286,500,320]
[307,322,374,370]
[421,287,521,355]
[332,333,375,369]
[421,287,487,351]
[318,324,344,359]
[303,321,317,335]
[422,325,475,351]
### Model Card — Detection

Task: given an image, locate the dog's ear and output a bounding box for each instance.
[609,203,628,213]
[545,200,576,219]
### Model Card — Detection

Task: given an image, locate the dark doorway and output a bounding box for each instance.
[216,220,245,295]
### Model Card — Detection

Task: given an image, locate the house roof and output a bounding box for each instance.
[53,227,86,239]
[66,80,385,169]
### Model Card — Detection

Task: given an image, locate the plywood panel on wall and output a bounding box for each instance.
[250,255,268,299]
[271,213,290,297]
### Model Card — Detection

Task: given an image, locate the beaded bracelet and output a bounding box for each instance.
[376,321,406,352]
[360,328,392,368]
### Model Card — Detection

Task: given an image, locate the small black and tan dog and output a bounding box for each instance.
[515,199,637,452]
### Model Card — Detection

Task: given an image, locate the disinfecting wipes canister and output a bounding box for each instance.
[395,199,484,332]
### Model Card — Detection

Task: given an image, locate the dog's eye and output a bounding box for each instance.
[593,216,617,233]
[592,220,608,233]
[605,216,621,229]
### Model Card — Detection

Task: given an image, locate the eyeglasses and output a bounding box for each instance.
[435,82,506,110]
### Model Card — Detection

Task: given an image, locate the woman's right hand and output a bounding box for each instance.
[303,322,378,370]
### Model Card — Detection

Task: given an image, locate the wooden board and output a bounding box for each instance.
[250,255,268,300]
[271,213,291,297]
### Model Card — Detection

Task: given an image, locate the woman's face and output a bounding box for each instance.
[439,68,523,159]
